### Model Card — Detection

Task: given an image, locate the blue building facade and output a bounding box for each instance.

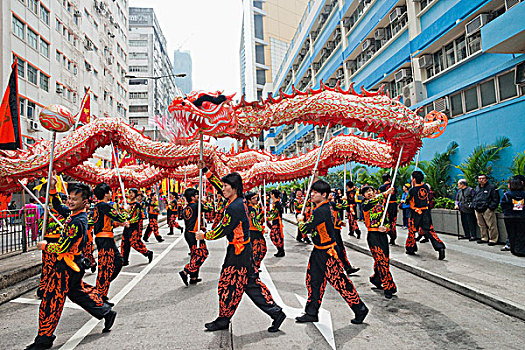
[269,0,525,181]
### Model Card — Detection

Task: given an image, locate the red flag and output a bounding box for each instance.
[78,89,90,124]
[0,59,22,150]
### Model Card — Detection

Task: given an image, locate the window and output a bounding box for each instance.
[56,50,61,62]
[27,65,38,85]
[40,4,50,25]
[40,38,49,57]
[16,57,25,78]
[433,50,443,74]
[129,105,148,113]
[28,0,38,14]
[129,40,147,47]
[455,36,467,62]
[498,71,517,101]
[19,98,25,116]
[467,32,481,56]
[129,65,148,73]
[27,28,38,50]
[27,101,35,119]
[129,79,148,85]
[256,69,266,85]
[450,92,463,117]
[255,45,265,65]
[13,16,25,39]
[130,92,148,99]
[253,1,263,9]
[480,79,496,107]
[444,43,455,68]
[40,73,49,92]
[254,15,264,40]
[464,86,478,112]
[56,19,61,32]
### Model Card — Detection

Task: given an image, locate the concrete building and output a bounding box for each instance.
[128,7,177,140]
[269,0,525,180]
[1,0,130,142]
[173,49,192,95]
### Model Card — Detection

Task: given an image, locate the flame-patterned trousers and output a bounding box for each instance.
[121,223,149,264]
[34,260,111,345]
[168,212,181,229]
[304,249,365,317]
[385,203,398,240]
[184,233,209,279]
[269,220,284,251]
[347,206,360,233]
[38,237,59,295]
[367,231,396,292]
[333,228,353,271]
[251,231,267,270]
[405,210,445,254]
[144,214,161,240]
[217,246,282,320]
[82,228,96,268]
[95,237,123,298]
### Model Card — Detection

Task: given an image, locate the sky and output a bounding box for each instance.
[130,0,243,97]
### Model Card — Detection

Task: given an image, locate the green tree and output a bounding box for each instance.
[418,141,459,198]
[510,151,525,176]
[457,137,511,187]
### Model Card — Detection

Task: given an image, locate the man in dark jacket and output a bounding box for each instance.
[455,179,477,241]
[472,174,500,245]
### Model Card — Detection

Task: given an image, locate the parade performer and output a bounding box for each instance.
[379,174,398,245]
[328,193,360,276]
[36,194,65,299]
[136,192,146,236]
[246,192,267,270]
[179,188,210,286]
[405,171,446,260]
[196,172,286,332]
[84,202,97,273]
[93,183,129,301]
[167,192,184,235]
[361,185,397,299]
[296,180,368,325]
[294,189,311,244]
[267,190,285,257]
[143,192,163,242]
[121,189,153,266]
[25,183,116,350]
[345,181,361,238]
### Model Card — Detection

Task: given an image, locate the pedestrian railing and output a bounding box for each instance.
[0,208,42,255]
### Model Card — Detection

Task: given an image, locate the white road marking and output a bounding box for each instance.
[10,297,82,310]
[59,235,185,350]
[118,271,139,276]
[259,262,336,350]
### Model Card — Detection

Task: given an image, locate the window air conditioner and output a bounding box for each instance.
[433,97,449,112]
[515,61,525,85]
[402,81,424,107]
[56,86,63,93]
[395,68,412,82]
[293,64,299,71]
[362,38,375,51]
[336,69,344,79]
[345,60,356,70]
[343,17,352,28]
[327,41,335,50]
[29,121,40,131]
[465,14,490,36]
[313,62,321,70]
[389,7,405,23]
[374,28,386,40]
[418,54,433,69]
[300,48,307,55]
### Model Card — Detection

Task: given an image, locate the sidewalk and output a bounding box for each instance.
[0,216,166,305]
[282,213,525,321]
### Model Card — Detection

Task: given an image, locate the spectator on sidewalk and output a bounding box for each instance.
[21,198,41,241]
[399,184,411,228]
[472,174,500,245]
[500,177,525,256]
[455,179,477,241]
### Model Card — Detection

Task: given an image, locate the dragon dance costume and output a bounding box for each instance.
[405,183,446,259]
[362,193,397,298]
[29,202,113,348]
[267,200,285,257]
[144,199,163,242]
[346,188,361,238]
[121,200,151,265]
[379,183,398,245]
[167,199,183,235]
[294,197,311,243]
[329,200,360,276]
[298,201,368,322]
[83,211,97,272]
[203,196,284,330]
[93,201,127,299]
[247,202,266,270]
[181,199,210,283]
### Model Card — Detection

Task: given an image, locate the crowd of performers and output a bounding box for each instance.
[25,166,446,349]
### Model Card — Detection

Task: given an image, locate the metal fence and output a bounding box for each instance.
[0,208,43,255]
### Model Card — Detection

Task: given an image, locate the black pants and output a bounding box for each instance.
[367,231,396,292]
[406,210,446,253]
[460,211,477,239]
[95,237,123,297]
[333,228,353,270]
[217,245,282,320]
[305,249,364,317]
[35,260,111,344]
[121,224,149,263]
[504,217,525,256]
[385,203,398,240]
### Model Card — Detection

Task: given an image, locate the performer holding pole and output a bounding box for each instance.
[40,131,57,239]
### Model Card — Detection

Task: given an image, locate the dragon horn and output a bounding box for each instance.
[348,82,359,96]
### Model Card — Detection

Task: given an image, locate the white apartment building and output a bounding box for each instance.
[128,7,177,140]
[0,0,129,142]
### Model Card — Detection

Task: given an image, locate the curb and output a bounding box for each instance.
[0,218,168,306]
[282,217,525,322]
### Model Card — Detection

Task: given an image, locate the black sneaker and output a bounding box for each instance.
[351,304,369,324]
[90,264,97,273]
[274,250,285,258]
[384,290,393,299]
[102,311,117,333]
[24,336,55,350]
[179,271,189,286]
[167,231,174,236]
[355,229,361,239]
[179,226,184,233]
[295,313,318,323]
[147,250,154,263]
[438,248,446,260]
[345,267,360,275]
[205,319,230,331]
[268,311,286,332]
[369,276,383,289]
[156,237,165,242]
[389,238,396,246]
[406,250,416,255]
[189,278,202,285]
